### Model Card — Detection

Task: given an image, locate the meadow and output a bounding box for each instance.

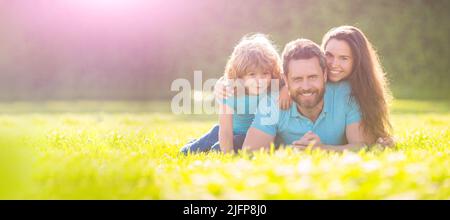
[0,99,449,199]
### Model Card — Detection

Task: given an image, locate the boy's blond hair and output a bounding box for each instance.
[224,34,282,80]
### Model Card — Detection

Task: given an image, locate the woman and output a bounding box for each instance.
[321,25,393,146]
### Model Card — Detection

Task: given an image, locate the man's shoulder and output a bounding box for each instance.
[326,81,355,105]
[258,93,292,113]
[326,81,352,95]
[256,93,278,110]
[253,93,291,127]
[325,81,361,120]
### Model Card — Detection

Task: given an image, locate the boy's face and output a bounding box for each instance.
[286,57,326,109]
[241,67,272,95]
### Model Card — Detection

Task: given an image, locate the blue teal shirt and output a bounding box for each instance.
[251,81,361,145]
[220,95,261,135]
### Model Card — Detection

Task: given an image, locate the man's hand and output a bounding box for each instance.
[292,131,324,150]
[278,85,292,110]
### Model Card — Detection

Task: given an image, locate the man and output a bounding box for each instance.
[243,39,366,152]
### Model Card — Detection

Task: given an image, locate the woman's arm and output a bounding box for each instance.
[219,103,234,153]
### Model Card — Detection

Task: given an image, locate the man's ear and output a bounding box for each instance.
[323,68,327,83]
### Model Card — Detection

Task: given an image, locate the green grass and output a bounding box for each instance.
[0,99,449,199]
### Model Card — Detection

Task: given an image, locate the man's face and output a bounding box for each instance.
[286,57,326,109]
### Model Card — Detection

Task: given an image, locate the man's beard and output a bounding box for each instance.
[291,86,325,109]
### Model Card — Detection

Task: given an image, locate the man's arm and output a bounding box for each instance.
[242,127,275,152]
[333,121,367,151]
[243,93,280,152]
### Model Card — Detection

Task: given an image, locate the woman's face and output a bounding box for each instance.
[325,38,354,82]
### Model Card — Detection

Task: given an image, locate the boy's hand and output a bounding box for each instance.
[214,76,234,100]
[278,85,292,110]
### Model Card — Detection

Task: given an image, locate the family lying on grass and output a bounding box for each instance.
[181,25,394,155]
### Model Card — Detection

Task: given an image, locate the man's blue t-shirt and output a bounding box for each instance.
[251,81,361,145]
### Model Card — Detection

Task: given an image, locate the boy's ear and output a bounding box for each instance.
[323,68,327,83]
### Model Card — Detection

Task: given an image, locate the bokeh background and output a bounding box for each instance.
[0,0,449,101]
[0,0,449,200]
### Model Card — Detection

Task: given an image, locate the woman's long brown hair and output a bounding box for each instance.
[322,26,392,143]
